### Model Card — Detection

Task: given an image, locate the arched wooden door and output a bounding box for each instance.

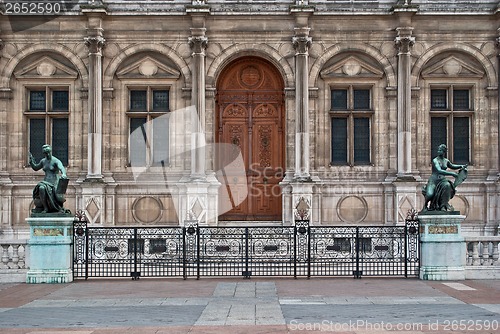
[216,57,285,221]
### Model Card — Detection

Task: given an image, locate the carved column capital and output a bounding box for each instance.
[292,35,312,55]
[84,35,106,55]
[495,36,500,50]
[188,36,208,55]
[395,35,415,54]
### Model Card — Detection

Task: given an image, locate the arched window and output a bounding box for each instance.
[321,54,384,166]
[421,54,485,164]
[116,55,181,168]
[15,54,78,166]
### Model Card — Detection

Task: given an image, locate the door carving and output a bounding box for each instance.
[216,58,284,221]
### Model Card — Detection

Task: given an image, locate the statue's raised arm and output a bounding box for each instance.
[30,144,71,216]
[421,144,468,213]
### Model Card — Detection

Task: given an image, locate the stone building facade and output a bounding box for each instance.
[0,0,499,238]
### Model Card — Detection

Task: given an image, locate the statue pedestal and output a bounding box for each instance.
[419,213,466,280]
[26,216,74,283]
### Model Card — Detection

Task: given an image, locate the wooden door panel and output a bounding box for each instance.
[217,57,284,221]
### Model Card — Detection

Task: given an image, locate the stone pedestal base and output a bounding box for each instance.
[419,214,466,280]
[26,269,72,284]
[420,266,465,281]
[26,216,74,284]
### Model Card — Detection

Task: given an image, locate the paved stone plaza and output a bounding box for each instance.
[0,278,498,333]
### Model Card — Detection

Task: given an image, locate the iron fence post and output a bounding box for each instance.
[182,226,187,280]
[307,224,311,278]
[405,219,408,278]
[132,227,139,280]
[354,226,361,278]
[293,224,297,279]
[196,225,200,280]
[85,221,89,280]
[244,227,250,278]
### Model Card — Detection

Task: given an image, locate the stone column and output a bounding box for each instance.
[84,14,106,179]
[188,31,208,179]
[395,27,415,179]
[292,28,312,181]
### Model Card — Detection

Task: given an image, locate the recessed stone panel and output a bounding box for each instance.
[132,196,163,224]
[337,195,368,224]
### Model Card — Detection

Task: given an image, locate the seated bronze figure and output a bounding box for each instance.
[29,144,70,215]
[421,144,467,212]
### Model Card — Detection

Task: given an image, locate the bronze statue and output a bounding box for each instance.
[29,144,70,215]
[421,144,468,212]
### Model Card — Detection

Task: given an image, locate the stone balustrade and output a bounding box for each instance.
[465,236,500,266]
[0,239,29,282]
[464,236,500,279]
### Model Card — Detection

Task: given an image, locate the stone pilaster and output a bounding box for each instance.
[182,5,220,226]
[83,8,106,180]
[395,27,415,179]
[292,29,312,181]
[188,32,208,179]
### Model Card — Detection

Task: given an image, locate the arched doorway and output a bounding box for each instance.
[216,57,285,221]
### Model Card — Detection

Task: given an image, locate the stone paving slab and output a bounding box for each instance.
[0,279,498,333]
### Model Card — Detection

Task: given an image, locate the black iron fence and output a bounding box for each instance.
[73,213,419,279]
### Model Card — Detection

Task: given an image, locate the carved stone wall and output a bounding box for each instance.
[0,2,498,236]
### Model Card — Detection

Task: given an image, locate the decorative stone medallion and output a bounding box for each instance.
[37,62,56,77]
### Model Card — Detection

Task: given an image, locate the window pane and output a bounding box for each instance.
[453,89,470,110]
[353,89,370,110]
[453,117,469,164]
[52,118,69,166]
[431,117,447,158]
[52,91,69,111]
[29,91,46,111]
[152,90,169,112]
[431,89,447,110]
[130,90,147,111]
[331,118,348,164]
[152,116,169,165]
[331,89,347,110]
[29,119,46,162]
[354,117,370,164]
[129,118,147,166]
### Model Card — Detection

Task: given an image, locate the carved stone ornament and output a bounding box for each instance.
[188,36,208,55]
[84,35,106,54]
[292,36,312,55]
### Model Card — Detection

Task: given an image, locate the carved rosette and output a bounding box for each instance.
[224,104,246,117]
[254,104,275,117]
[188,36,208,55]
[84,35,106,55]
[292,35,312,55]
